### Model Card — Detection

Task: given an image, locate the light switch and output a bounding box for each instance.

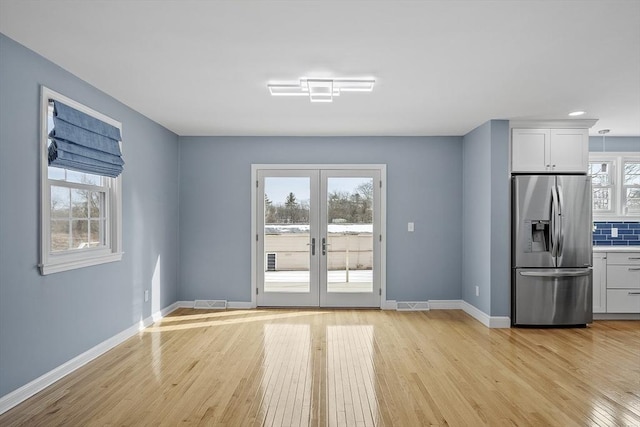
[408,222,414,232]
[611,228,618,238]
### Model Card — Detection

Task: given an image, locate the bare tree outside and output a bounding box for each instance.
[264,192,310,224]
[50,173,105,251]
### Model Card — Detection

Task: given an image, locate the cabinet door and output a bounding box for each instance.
[549,129,588,172]
[512,129,550,173]
[606,252,640,265]
[606,289,640,313]
[606,265,640,289]
[592,253,607,313]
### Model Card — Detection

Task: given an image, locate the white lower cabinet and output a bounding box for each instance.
[606,289,640,313]
[596,250,640,314]
[606,265,640,289]
[592,253,607,313]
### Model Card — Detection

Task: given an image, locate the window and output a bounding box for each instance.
[40,86,123,274]
[624,160,640,215]
[588,161,614,214]
[589,153,640,220]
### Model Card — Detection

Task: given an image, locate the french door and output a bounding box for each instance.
[255,166,383,307]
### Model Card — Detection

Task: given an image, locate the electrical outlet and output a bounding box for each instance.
[144,290,149,302]
[475,286,479,297]
[408,222,414,232]
[611,228,618,238]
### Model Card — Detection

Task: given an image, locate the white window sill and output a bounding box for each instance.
[39,252,123,275]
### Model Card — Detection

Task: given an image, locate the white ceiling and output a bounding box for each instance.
[1,1,639,137]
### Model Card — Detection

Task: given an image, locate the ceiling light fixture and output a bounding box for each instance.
[268,78,375,103]
[569,111,586,116]
[598,129,610,153]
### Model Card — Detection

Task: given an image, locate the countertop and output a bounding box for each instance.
[593,246,640,253]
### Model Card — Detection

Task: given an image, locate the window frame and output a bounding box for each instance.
[40,86,123,275]
[589,152,640,221]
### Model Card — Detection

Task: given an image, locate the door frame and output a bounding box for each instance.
[251,164,387,308]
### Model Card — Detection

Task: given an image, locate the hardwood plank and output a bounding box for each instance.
[1,309,639,426]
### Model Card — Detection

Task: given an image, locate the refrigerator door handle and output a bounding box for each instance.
[550,185,560,257]
[557,184,564,256]
[519,270,591,278]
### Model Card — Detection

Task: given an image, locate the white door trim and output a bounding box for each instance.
[251,164,387,308]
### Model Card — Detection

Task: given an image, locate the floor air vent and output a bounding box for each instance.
[396,301,429,311]
[266,253,276,271]
[194,300,228,309]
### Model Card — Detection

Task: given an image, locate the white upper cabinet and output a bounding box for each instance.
[511,128,589,173]
[511,129,550,173]
[549,129,589,172]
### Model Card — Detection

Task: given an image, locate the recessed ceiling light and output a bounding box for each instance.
[268,77,375,103]
[568,111,586,116]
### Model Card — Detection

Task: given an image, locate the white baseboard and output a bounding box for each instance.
[175,300,195,308]
[427,299,511,328]
[428,300,463,310]
[396,301,429,311]
[593,313,640,321]
[381,300,397,310]
[488,316,511,328]
[459,301,511,328]
[176,300,253,310]
[227,301,253,309]
[0,302,181,415]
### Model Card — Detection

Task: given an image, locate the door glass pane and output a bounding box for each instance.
[264,177,311,293]
[326,177,373,293]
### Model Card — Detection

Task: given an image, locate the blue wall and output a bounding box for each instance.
[489,121,510,317]
[461,120,510,317]
[462,122,492,313]
[0,34,180,397]
[178,136,463,303]
[589,136,640,152]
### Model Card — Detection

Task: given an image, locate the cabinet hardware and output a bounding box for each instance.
[628,257,640,260]
[628,292,640,295]
[628,268,640,271]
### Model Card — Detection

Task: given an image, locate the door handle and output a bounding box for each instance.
[550,186,559,257]
[556,184,564,257]
[519,270,591,278]
[307,238,316,256]
[322,238,331,255]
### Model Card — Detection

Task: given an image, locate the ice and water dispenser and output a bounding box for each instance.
[523,219,550,253]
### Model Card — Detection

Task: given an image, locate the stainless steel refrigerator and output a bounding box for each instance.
[512,175,593,326]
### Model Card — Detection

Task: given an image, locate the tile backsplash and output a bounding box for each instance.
[593,221,640,246]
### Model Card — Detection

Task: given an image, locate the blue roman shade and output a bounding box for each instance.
[48,100,124,178]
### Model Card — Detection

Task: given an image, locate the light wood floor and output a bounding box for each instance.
[1,309,639,426]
